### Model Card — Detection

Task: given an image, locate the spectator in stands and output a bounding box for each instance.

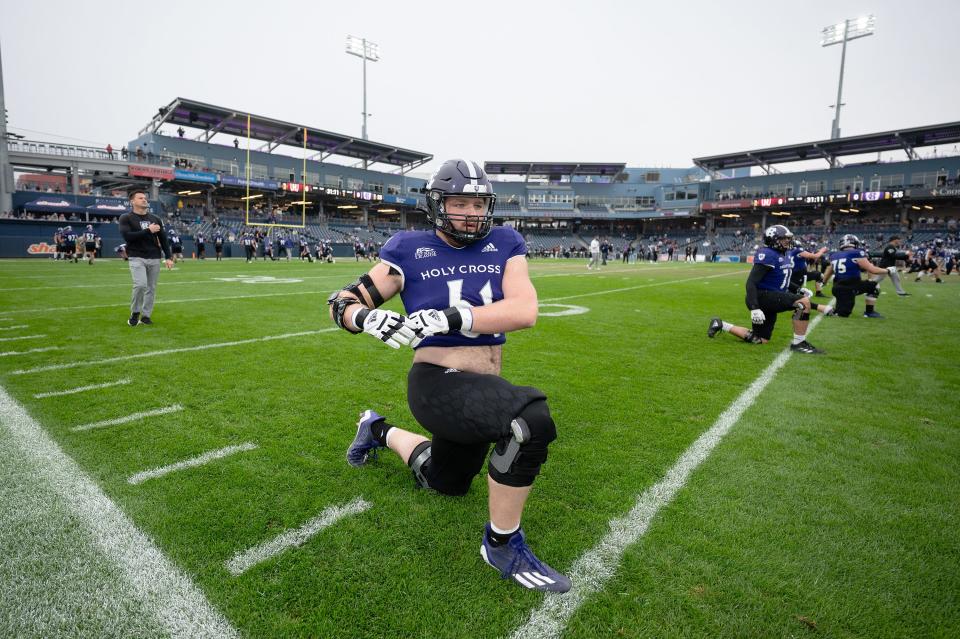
[177,127,185,138]
[106,143,114,159]
[233,138,240,149]
[121,147,128,160]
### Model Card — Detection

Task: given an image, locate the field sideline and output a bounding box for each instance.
[1,257,957,638]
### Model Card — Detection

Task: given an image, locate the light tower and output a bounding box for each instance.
[345,35,380,141]
[821,15,876,140]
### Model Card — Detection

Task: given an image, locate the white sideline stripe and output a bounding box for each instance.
[11,329,336,375]
[0,346,60,358]
[510,314,828,639]
[72,405,184,432]
[540,271,741,303]
[0,290,320,316]
[0,273,353,292]
[0,383,239,638]
[34,378,132,398]
[0,333,45,342]
[128,442,259,485]
[225,497,372,576]
[0,324,29,331]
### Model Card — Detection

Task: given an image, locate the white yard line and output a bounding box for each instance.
[0,383,238,638]
[127,442,259,485]
[0,290,321,316]
[0,324,29,331]
[540,270,742,303]
[34,379,133,399]
[0,346,60,358]
[0,334,45,342]
[509,313,829,639]
[225,497,372,576]
[71,405,184,433]
[532,264,712,279]
[10,329,336,375]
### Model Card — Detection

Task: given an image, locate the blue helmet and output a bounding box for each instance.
[425,159,497,244]
[762,224,793,251]
[840,234,861,249]
[86,224,93,232]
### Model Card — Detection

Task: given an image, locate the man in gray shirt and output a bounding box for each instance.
[118,190,173,326]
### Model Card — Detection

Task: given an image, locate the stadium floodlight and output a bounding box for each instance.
[821,15,876,140]
[345,35,380,141]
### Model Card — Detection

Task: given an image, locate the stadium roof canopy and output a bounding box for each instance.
[693,121,960,174]
[484,161,626,181]
[139,97,433,171]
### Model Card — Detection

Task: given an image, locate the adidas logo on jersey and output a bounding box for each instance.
[481,242,498,253]
[415,247,437,259]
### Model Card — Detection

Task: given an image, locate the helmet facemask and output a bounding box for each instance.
[428,191,496,245]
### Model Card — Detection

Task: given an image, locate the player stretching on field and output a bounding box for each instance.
[822,234,889,318]
[328,159,570,593]
[708,224,833,353]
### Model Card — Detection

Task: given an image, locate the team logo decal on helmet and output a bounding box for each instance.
[424,159,497,244]
[840,234,861,249]
[763,224,794,251]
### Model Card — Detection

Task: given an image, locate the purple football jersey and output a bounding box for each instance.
[379,227,527,348]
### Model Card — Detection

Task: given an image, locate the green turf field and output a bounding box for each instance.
[0,256,957,638]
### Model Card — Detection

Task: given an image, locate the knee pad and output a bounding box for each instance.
[408,441,433,490]
[408,441,475,496]
[487,400,557,488]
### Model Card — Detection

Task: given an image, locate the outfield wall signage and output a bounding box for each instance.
[128,165,174,180]
[27,242,56,255]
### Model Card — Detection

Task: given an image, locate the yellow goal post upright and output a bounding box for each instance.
[243,116,308,229]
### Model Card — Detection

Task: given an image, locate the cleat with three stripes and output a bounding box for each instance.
[480,524,571,593]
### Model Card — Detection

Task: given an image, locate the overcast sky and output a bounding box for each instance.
[2,0,958,173]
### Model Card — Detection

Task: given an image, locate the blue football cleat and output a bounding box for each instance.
[480,525,571,593]
[346,409,385,467]
[863,311,885,318]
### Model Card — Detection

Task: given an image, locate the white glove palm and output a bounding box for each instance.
[358,309,416,349]
[750,309,766,324]
[887,266,898,275]
[800,287,813,298]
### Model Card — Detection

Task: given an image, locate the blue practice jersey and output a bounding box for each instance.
[753,247,793,292]
[379,227,527,348]
[65,232,78,244]
[829,248,867,281]
[789,248,811,272]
